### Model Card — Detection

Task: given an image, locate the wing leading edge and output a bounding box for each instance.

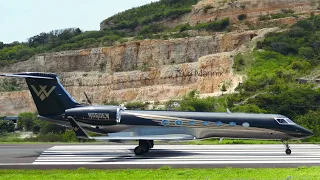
[68,117,195,141]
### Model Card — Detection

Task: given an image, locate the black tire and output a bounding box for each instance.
[141,144,149,153]
[285,149,291,155]
[134,146,143,155]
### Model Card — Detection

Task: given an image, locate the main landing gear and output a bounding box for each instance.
[134,140,154,155]
[282,140,291,155]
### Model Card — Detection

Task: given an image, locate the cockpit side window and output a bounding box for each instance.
[274,118,295,125]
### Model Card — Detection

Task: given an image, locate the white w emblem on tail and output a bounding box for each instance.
[30,85,56,101]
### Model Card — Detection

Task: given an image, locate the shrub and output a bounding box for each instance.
[139,24,167,36]
[195,18,230,32]
[259,14,270,21]
[0,120,15,134]
[125,102,147,110]
[18,112,36,131]
[238,14,247,21]
[233,54,246,71]
[270,42,294,55]
[62,130,78,142]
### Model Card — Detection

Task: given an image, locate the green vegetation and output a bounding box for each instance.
[0,0,230,69]
[0,0,200,67]
[0,79,21,92]
[0,120,14,135]
[103,0,198,30]
[125,101,148,110]
[0,0,232,69]
[187,139,305,145]
[0,18,230,69]
[0,167,319,180]
[1,112,78,142]
[258,15,320,65]
[258,9,296,21]
[0,28,127,67]
[136,18,230,40]
[164,16,320,142]
[175,90,216,112]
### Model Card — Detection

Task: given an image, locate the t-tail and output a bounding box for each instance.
[0,72,81,116]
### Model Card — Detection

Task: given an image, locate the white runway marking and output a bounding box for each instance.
[33,144,320,166]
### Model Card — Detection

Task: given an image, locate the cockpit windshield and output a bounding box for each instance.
[274,118,295,125]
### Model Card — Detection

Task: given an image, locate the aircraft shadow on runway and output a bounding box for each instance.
[95,149,201,162]
[31,149,201,162]
[16,151,44,159]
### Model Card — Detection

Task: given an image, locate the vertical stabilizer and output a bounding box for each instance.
[0,72,81,116]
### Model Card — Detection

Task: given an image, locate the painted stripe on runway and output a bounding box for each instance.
[32,144,320,166]
[32,161,320,165]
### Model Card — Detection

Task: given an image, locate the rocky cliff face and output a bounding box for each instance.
[2,31,256,73]
[0,28,276,115]
[0,91,36,115]
[100,0,316,31]
[190,0,315,24]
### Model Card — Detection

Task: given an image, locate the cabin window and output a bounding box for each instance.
[188,121,196,126]
[161,120,170,126]
[275,118,295,125]
[242,122,250,127]
[202,121,209,126]
[216,121,222,126]
[229,122,236,127]
[175,120,183,126]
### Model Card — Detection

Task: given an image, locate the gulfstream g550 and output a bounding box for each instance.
[0,72,314,155]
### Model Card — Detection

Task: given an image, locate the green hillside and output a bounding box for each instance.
[1,0,232,68]
[169,15,320,141]
[102,0,199,31]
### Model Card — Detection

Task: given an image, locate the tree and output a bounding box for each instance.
[178,90,216,112]
[0,120,15,134]
[298,47,314,59]
[39,121,65,135]
[18,112,35,131]
[296,110,320,140]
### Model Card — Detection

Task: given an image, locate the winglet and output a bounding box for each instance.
[227,108,232,114]
[68,117,92,139]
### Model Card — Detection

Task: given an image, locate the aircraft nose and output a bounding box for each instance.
[296,125,314,137]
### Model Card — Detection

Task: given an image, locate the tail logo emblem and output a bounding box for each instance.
[31,85,56,101]
[73,127,79,132]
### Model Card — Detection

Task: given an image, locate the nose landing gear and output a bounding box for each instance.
[282,140,291,155]
[134,140,154,155]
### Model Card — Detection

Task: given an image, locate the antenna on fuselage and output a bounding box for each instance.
[83,92,92,105]
[227,108,232,114]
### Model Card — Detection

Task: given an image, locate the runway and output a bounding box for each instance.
[0,144,319,169]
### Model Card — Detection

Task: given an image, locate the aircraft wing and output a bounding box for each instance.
[68,117,195,141]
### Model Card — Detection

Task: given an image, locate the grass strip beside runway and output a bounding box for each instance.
[0,166,319,180]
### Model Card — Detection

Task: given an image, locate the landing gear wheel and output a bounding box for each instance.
[141,146,149,153]
[285,149,291,155]
[282,140,291,155]
[134,146,143,155]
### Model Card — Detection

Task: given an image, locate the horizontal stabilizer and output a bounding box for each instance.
[68,117,92,139]
[0,73,55,80]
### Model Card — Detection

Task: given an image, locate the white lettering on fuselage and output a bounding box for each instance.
[88,113,110,120]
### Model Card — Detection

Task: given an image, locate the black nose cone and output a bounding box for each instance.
[296,125,314,138]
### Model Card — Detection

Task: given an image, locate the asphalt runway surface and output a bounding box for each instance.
[0,144,319,169]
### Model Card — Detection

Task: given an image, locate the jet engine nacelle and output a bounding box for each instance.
[65,106,122,126]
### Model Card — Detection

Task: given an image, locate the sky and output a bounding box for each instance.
[0,0,156,43]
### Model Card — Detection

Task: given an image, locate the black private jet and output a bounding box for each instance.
[0,72,314,155]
